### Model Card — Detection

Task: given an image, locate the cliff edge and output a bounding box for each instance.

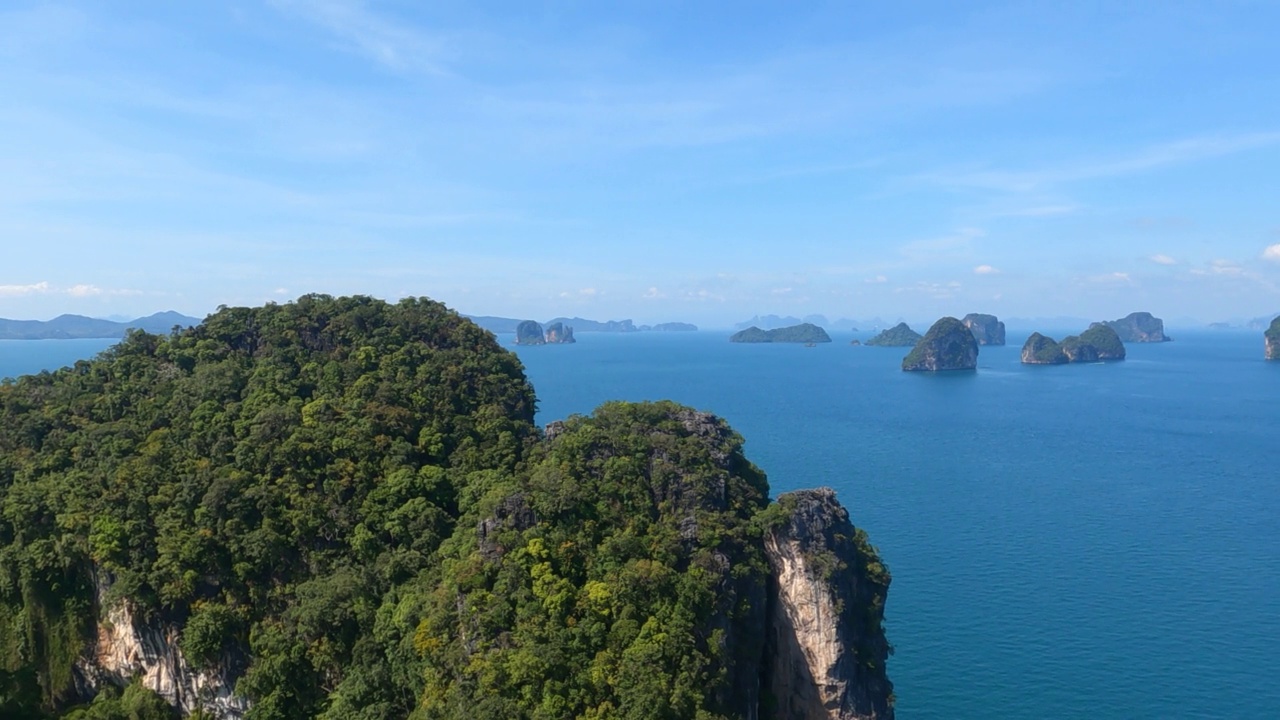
[763,489,894,720]
[1267,317,1280,360]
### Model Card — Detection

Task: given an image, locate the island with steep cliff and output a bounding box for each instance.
[0,295,893,720]
[1103,312,1171,342]
[730,322,832,344]
[1021,324,1126,364]
[865,322,922,347]
[516,319,575,345]
[1267,317,1280,360]
[901,317,979,371]
[961,313,1006,346]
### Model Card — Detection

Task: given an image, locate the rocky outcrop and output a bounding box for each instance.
[763,489,893,720]
[515,320,546,345]
[1022,325,1125,364]
[1103,312,1171,342]
[1021,333,1068,364]
[961,313,1006,346]
[75,574,249,719]
[901,317,978,371]
[543,321,576,343]
[1266,317,1280,360]
[865,323,921,347]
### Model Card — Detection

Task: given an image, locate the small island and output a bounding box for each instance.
[516,320,575,345]
[961,313,1006,346]
[640,322,698,331]
[1020,333,1068,364]
[1103,312,1171,342]
[1266,316,1280,360]
[901,317,978,372]
[866,322,922,347]
[729,322,832,344]
[1021,324,1125,364]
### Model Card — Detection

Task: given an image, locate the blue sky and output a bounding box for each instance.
[3,1,1280,327]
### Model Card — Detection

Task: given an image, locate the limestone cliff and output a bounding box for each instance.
[901,317,978,372]
[1103,312,1171,342]
[961,313,1006,346]
[515,319,546,345]
[75,574,249,719]
[1266,317,1280,360]
[763,489,893,720]
[544,320,576,343]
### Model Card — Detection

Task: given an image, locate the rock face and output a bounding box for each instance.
[730,323,832,343]
[1267,317,1280,360]
[865,323,921,347]
[1060,337,1099,363]
[961,313,1006,346]
[515,319,546,345]
[76,575,249,719]
[543,320,576,343]
[1103,312,1171,342]
[901,317,978,371]
[763,489,894,720]
[1021,333,1068,364]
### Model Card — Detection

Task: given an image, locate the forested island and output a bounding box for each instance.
[901,317,978,372]
[1266,317,1280,360]
[1021,324,1126,364]
[865,323,922,347]
[729,323,832,344]
[0,295,892,720]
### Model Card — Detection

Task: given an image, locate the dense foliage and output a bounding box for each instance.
[0,295,886,720]
[1078,325,1126,360]
[900,317,978,372]
[864,323,921,347]
[0,295,536,719]
[1020,333,1068,365]
[728,323,830,344]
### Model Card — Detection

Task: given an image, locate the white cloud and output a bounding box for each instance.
[0,281,50,296]
[1087,272,1133,284]
[1262,244,1280,262]
[1210,259,1243,276]
[1149,254,1177,265]
[642,287,665,299]
[578,288,598,297]
[66,284,103,297]
[274,287,289,295]
[864,275,888,284]
[973,264,1000,275]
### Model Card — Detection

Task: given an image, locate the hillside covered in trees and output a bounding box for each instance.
[0,295,892,720]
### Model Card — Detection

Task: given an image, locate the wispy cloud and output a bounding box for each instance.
[920,131,1280,194]
[0,281,50,296]
[270,0,454,75]
[973,264,1000,275]
[1149,254,1177,265]
[1262,244,1280,262]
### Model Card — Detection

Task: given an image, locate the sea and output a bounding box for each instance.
[4,330,1278,719]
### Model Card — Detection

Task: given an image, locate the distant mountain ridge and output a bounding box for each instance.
[0,311,202,340]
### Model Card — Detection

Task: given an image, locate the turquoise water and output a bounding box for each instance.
[5,332,1278,718]
[511,331,1280,719]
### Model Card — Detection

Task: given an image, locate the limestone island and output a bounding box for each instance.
[961,313,1006,346]
[865,322,922,347]
[1102,311,1172,342]
[640,321,698,331]
[1021,324,1126,364]
[730,322,832,343]
[1266,316,1280,360]
[901,317,978,371]
[0,295,895,720]
[516,319,576,345]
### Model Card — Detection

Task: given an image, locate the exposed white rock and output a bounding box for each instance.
[76,574,249,719]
